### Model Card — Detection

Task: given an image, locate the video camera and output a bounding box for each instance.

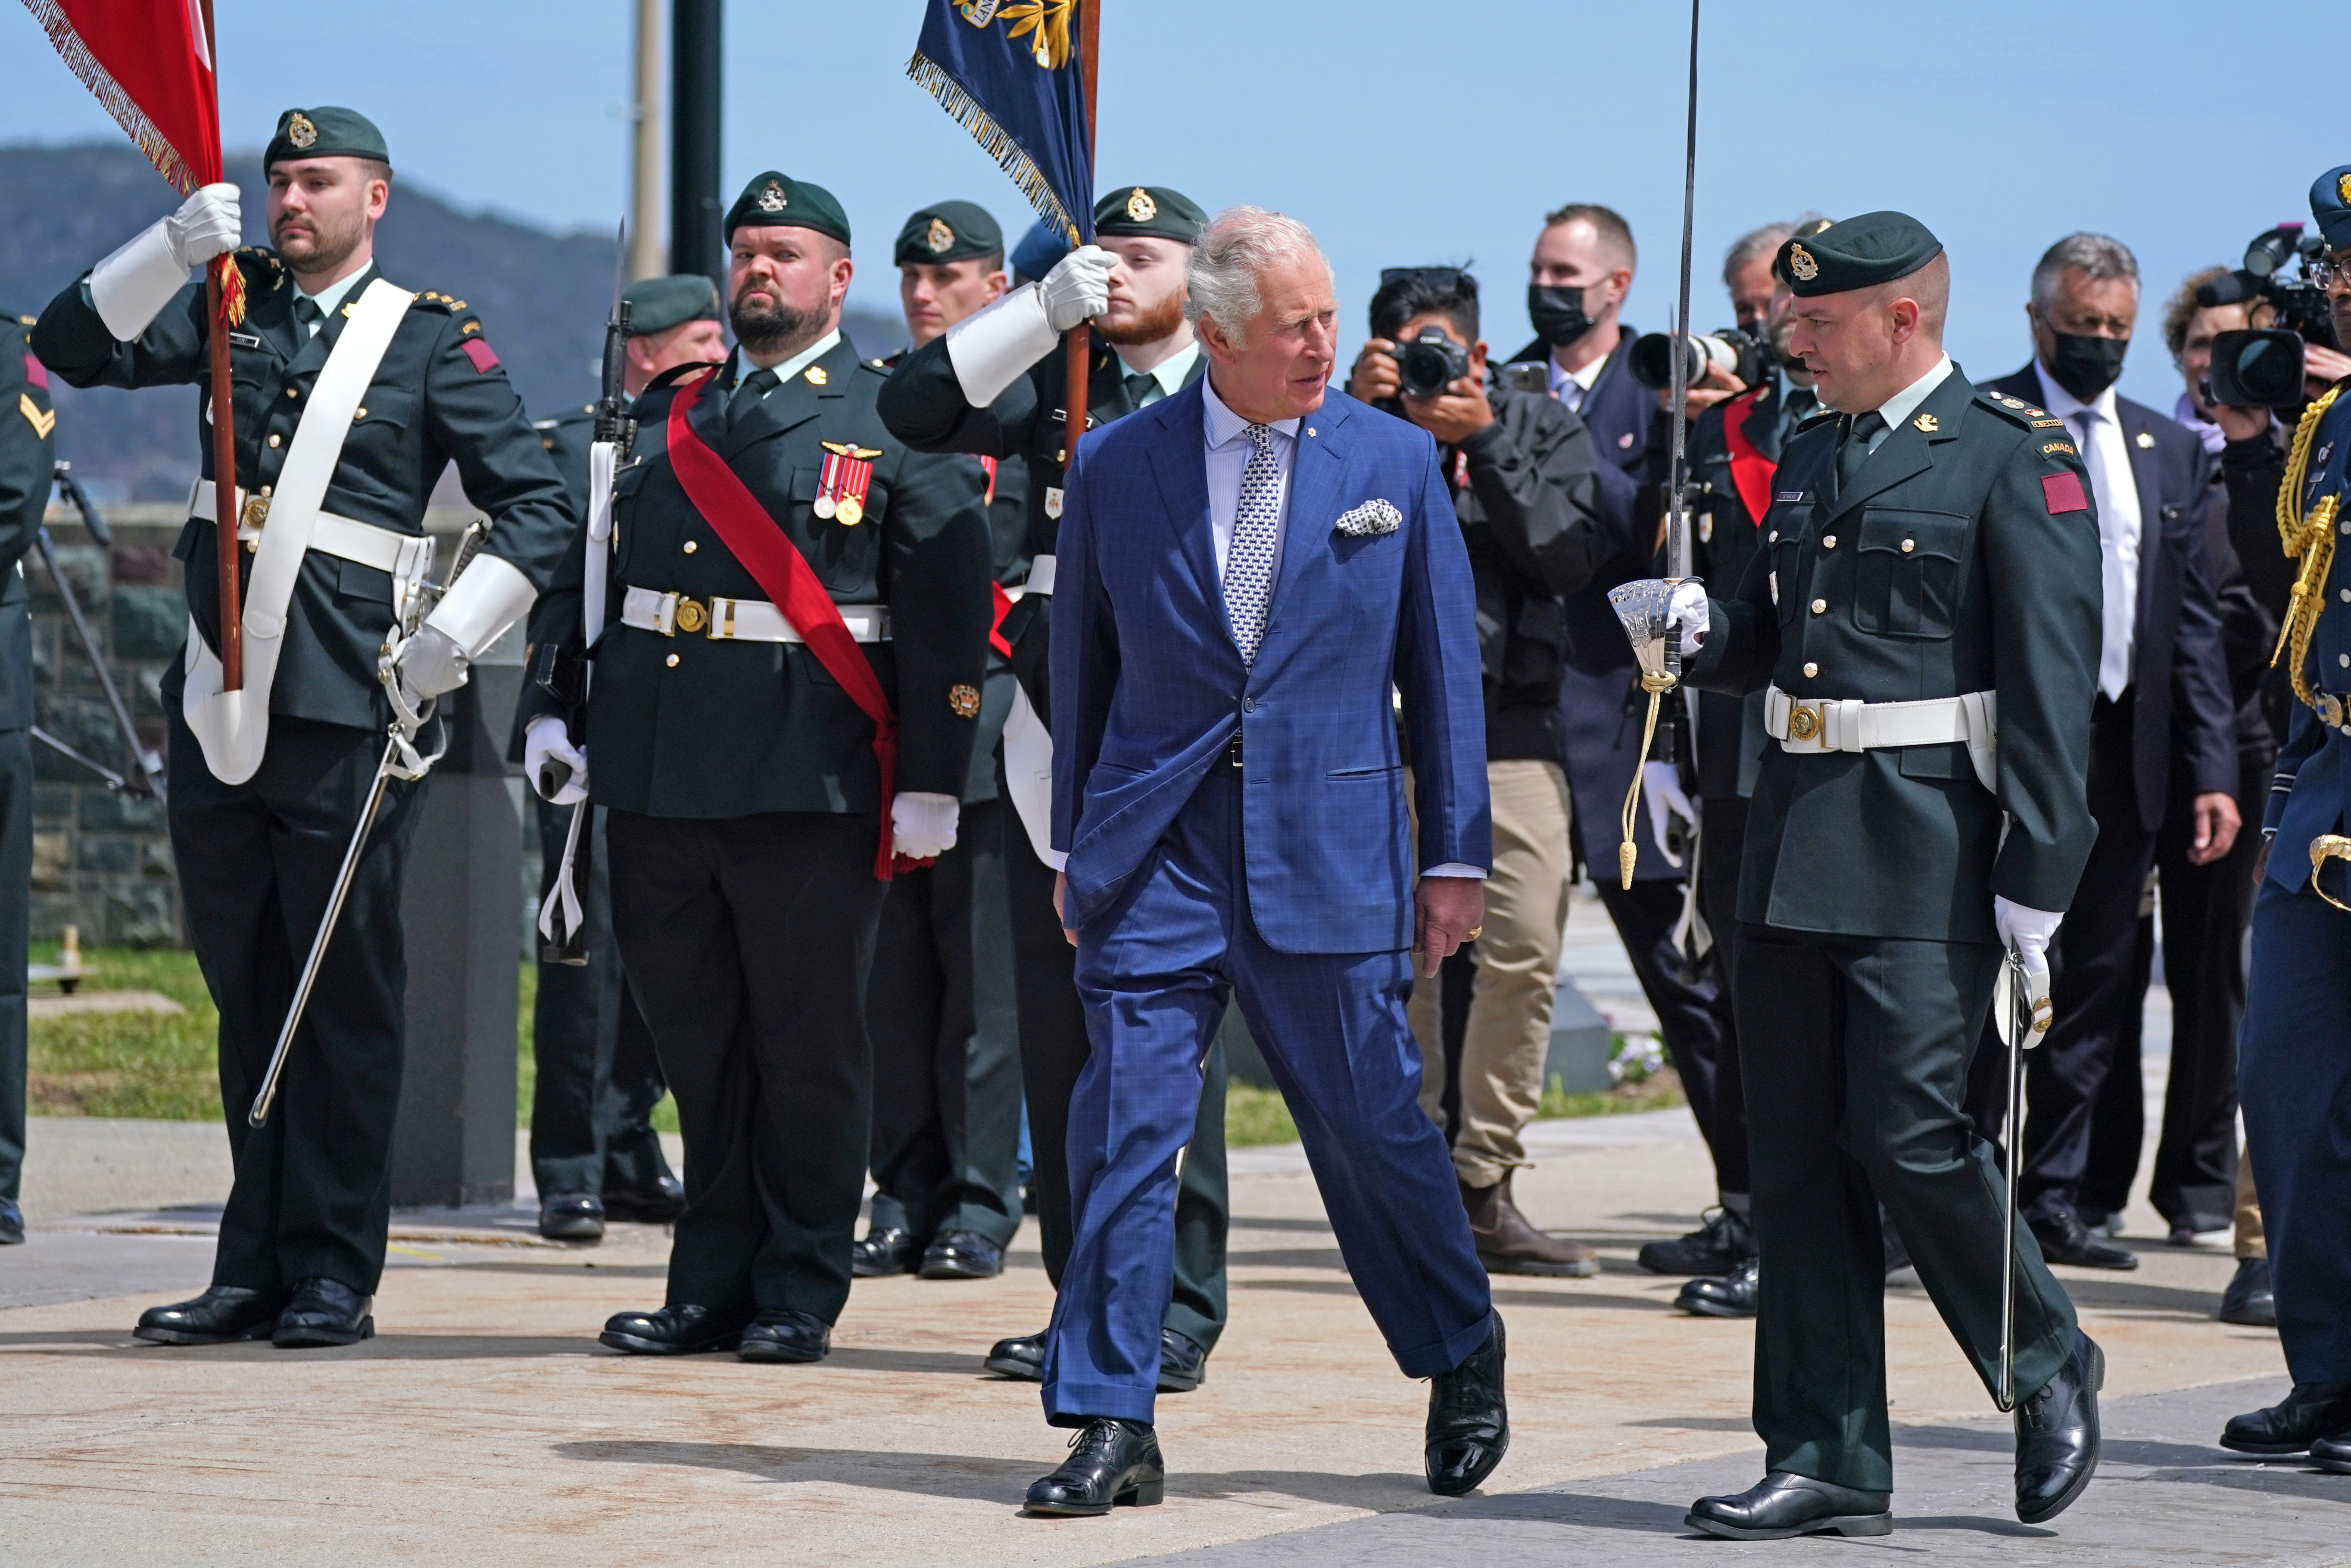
[2199,222,2339,408]
[1629,326,1772,392]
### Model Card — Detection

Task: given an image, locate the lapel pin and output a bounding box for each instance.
[2134,430,2156,449]
[1912,413,1938,433]
[805,365,828,386]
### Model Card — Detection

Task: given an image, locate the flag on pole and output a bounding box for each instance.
[21,0,245,322]
[907,0,1094,244]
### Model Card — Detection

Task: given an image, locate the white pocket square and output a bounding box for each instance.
[1335,498,1402,537]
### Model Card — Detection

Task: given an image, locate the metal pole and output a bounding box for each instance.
[630,0,665,280]
[1665,0,1700,583]
[669,0,723,292]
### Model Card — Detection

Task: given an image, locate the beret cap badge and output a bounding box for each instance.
[1126,187,1157,223]
[286,112,318,149]
[2340,171,2351,205]
[757,181,788,213]
[926,216,955,254]
[1787,243,1819,282]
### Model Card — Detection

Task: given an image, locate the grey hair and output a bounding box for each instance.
[1721,213,1824,287]
[1183,205,1330,345]
[2032,232,2139,308]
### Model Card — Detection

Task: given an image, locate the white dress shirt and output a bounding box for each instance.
[1545,349,1607,413]
[1854,354,1955,454]
[739,327,842,388]
[292,266,370,339]
[2034,361,2140,700]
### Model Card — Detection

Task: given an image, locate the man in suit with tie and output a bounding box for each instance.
[1022,207,1506,1517]
[1962,233,2239,1271]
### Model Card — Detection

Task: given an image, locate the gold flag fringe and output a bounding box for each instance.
[907,51,1082,246]
[20,0,203,196]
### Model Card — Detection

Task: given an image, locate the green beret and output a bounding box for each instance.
[1774,211,1941,297]
[621,275,720,336]
[894,201,1003,267]
[724,171,850,247]
[1094,185,1205,244]
[265,106,390,171]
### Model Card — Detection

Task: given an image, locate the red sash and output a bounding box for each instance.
[666,370,901,880]
[1721,385,1776,527]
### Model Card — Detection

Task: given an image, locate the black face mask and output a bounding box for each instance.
[1527,283,1597,349]
[2045,331,2129,402]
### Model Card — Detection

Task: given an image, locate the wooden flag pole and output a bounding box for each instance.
[1060,0,1101,463]
[199,0,242,688]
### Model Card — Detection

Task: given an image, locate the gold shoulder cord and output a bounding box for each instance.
[2270,385,2345,712]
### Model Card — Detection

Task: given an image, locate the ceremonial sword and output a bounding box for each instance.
[246,519,489,1129]
[1992,946,2047,1412]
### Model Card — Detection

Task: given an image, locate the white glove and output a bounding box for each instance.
[1040,245,1115,333]
[945,284,1059,409]
[1669,580,1711,660]
[89,183,242,341]
[524,715,589,805]
[1992,895,2064,1040]
[891,791,960,861]
[392,625,470,705]
[1642,760,1697,866]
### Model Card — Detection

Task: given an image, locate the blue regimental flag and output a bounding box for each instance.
[908,0,1093,244]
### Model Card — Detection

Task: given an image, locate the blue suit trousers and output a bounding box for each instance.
[2241,875,2351,1384]
[1044,765,1495,1426]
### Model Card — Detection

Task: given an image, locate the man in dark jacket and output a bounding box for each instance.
[1346,267,1607,1276]
[0,309,50,1248]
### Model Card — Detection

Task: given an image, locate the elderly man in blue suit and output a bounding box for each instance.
[1021,206,1506,1516]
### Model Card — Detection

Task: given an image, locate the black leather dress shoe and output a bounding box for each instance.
[0,1196,22,1244]
[134,1285,285,1345]
[2220,1381,2351,1454]
[1686,1471,1893,1540]
[919,1230,1004,1280]
[2032,1210,2138,1270]
[1157,1328,1207,1392]
[985,1328,1045,1380]
[274,1278,374,1348]
[538,1192,606,1242]
[737,1308,830,1363]
[599,1303,750,1356]
[851,1226,922,1278]
[1676,1255,1759,1318]
[1638,1206,1751,1276]
[600,1176,685,1224]
[2220,1257,2276,1328]
[2015,1330,2102,1522]
[1024,1418,1165,1516]
[2313,1435,2351,1474]
[1425,1315,1508,1496]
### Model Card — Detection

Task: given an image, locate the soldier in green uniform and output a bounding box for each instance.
[520,274,722,1242]
[0,309,53,1247]
[853,200,1030,1282]
[876,185,1230,1391]
[32,107,569,1344]
[518,171,992,1365]
[1632,214,2108,1537]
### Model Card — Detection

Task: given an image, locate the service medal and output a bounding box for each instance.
[818,441,883,526]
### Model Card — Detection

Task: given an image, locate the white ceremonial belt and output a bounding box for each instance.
[189,479,436,587]
[1765,684,1998,792]
[1024,553,1056,596]
[620,584,890,643]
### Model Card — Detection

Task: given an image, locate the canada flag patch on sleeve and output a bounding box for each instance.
[2041,471,2088,514]
[461,338,501,374]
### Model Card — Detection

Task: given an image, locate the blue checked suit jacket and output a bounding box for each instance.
[1048,378,1491,952]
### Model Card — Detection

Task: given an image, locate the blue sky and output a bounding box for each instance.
[0,0,2333,410]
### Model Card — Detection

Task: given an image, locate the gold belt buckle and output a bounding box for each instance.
[673,595,708,635]
[2314,834,2351,915]
[1787,703,1822,743]
[240,494,270,531]
[2320,694,2347,729]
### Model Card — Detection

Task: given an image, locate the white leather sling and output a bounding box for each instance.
[181,277,416,784]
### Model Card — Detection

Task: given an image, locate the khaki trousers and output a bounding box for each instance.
[1407,759,1574,1186]
[2235,1141,2266,1260]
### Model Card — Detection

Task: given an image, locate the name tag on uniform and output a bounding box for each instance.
[228,332,262,349]
[1044,486,1064,520]
[1775,490,1805,503]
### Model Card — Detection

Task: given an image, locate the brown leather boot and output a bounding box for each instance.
[1459,1177,1503,1235]
[1476,1173,1600,1277]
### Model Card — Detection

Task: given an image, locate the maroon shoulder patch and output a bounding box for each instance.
[2041,471,2088,514]
[460,338,501,374]
[22,352,46,391]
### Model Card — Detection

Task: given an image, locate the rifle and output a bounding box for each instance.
[536,221,634,964]
[40,463,167,801]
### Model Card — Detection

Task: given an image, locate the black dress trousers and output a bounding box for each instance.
[1000,761,1230,1351]
[168,711,428,1295]
[865,796,1026,1249]
[605,808,884,1323]
[1693,793,1753,1199]
[1594,876,1735,1193]
[527,797,677,1203]
[0,725,31,1205]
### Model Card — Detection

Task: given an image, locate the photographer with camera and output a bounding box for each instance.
[2215,166,2351,1470]
[1345,266,1609,1276]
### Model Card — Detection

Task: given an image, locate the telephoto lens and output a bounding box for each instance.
[2204,327,2307,408]
[1629,328,1759,390]
[1395,328,1472,398]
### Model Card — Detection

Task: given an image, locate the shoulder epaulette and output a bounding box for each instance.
[1974,389,2051,428]
[645,359,723,395]
[413,290,471,314]
[15,314,33,327]
[1793,410,1838,434]
[232,246,287,289]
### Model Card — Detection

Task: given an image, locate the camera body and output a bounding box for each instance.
[2196,224,2340,349]
[1394,327,1472,399]
[1629,326,1773,392]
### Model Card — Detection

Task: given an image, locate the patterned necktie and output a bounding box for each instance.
[1835,410,1886,502]
[1224,423,1282,664]
[729,367,778,430]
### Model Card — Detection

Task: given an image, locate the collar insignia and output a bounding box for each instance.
[1912,412,1938,433]
[804,364,827,385]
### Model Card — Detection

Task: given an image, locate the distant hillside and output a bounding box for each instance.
[0,142,906,505]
